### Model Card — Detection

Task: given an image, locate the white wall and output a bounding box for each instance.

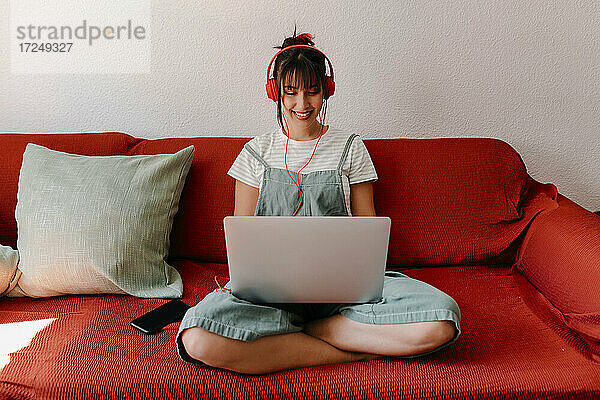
[1,0,599,211]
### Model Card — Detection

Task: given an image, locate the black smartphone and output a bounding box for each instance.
[131,299,192,334]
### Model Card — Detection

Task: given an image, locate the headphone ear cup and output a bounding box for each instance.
[325,77,335,99]
[266,79,278,102]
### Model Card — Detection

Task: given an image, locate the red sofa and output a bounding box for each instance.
[0,132,599,399]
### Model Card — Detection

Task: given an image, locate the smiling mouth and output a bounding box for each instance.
[293,110,313,118]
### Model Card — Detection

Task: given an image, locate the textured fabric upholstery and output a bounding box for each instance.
[131,137,560,267]
[0,262,598,399]
[365,138,559,267]
[0,132,598,399]
[515,193,600,361]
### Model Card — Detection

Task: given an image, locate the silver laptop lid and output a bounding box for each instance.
[224,216,391,303]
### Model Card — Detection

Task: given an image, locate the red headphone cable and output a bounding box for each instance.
[213,275,232,294]
[282,113,325,216]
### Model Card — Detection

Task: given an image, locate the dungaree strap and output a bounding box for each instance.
[243,143,269,168]
[337,134,359,173]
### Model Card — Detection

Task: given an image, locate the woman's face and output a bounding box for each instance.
[280,74,325,136]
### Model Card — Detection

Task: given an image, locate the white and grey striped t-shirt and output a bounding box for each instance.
[227,126,378,215]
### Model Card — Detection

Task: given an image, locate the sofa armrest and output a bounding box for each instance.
[514,193,600,360]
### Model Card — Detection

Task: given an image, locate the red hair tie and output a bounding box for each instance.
[296,33,314,44]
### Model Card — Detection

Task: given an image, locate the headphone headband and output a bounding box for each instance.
[266,44,335,81]
[265,44,335,101]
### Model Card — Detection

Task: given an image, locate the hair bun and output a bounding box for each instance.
[276,31,316,50]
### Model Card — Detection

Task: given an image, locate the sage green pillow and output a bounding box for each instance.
[12,143,194,298]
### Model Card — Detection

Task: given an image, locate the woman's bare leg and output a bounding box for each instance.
[181,327,379,375]
[304,314,456,356]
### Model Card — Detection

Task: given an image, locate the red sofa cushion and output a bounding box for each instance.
[0,134,558,267]
[1,261,598,399]
[366,138,557,266]
[127,136,559,266]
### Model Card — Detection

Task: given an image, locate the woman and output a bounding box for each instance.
[177,30,461,374]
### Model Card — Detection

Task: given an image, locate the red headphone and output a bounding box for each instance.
[265,44,335,102]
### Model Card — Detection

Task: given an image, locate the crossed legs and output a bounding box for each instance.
[181,315,456,375]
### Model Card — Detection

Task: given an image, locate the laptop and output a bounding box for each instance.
[223,216,391,303]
